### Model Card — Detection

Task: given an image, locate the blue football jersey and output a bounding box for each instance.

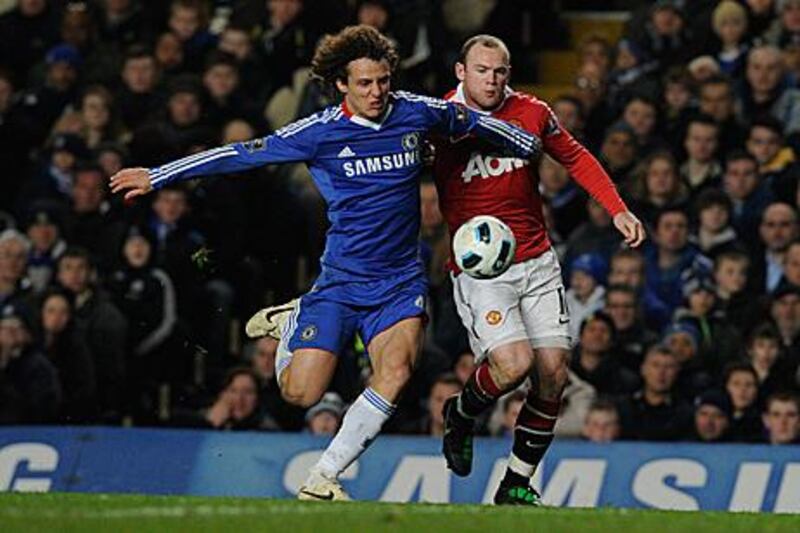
[148,91,541,304]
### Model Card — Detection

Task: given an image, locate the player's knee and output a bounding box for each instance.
[281,379,323,408]
[490,351,534,388]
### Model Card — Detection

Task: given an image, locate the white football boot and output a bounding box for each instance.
[297,469,351,502]
[244,298,299,340]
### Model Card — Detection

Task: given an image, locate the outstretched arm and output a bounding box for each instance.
[110,113,324,199]
[540,107,645,248]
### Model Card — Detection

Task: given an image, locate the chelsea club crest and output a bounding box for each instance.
[402,132,420,151]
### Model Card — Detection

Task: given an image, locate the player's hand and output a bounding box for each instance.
[613,211,646,248]
[109,167,153,201]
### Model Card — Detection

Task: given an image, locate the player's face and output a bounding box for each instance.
[456,44,510,111]
[338,58,392,121]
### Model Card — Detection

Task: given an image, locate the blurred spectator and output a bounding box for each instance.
[551,95,585,140]
[724,362,764,442]
[642,208,712,322]
[598,123,638,185]
[0,302,61,423]
[167,0,216,73]
[570,311,639,395]
[539,156,586,241]
[573,60,614,149]
[76,85,123,150]
[762,391,800,443]
[56,246,127,421]
[661,321,713,399]
[680,115,722,195]
[19,133,89,209]
[452,351,475,386]
[606,39,659,114]
[620,96,664,156]
[604,284,658,373]
[233,0,321,93]
[752,202,798,293]
[412,372,462,436]
[626,151,689,228]
[0,230,34,311]
[566,253,607,340]
[565,199,622,268]
[24,206,66,293]
[745,0,777,40]
[698,74,746,154]
[63,165,126,273]
[768,284,800,352]
[201,367,277,430]
[108,227,182,419]
[116,45,162,132]
[690,189,739,259]
[581,398,621,443]
[745,323,791,399]
[723,150,773,250]
[0,0,59,84]
[494,389,525,438]
[712,1,750,78]
[780,240,800,288]
[202,51,260,129]
[245,336,305,431]
[690,389,732,442]
[18,44,82,146]
[554,369,596,438]
[306,391,345,436]
[738,45,800,138]
[660,67,695,149]
[217,23,270,102]
[617,344,693,441]
[37,288,96,423]
[674,272,744,370]
[629,2,696,72]
[713,250,757,330]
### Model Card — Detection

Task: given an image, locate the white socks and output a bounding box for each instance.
[312,387,395,479]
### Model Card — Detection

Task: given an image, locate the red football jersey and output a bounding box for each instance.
[433,84,627,271]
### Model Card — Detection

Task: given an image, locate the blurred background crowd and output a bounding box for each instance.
[0,0,798,446]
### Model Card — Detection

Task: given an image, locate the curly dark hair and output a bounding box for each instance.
[310,25,398,95]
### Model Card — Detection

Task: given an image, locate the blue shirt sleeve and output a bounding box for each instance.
[147,115,321,189]
[396,91,541,159]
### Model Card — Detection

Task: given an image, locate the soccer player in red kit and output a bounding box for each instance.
[438,35,645,505]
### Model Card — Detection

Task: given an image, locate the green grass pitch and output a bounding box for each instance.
[0,492,797,532]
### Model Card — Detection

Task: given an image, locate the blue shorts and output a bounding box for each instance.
[285,276,427,355]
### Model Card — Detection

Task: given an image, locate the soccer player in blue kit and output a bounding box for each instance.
[110,25,541,501]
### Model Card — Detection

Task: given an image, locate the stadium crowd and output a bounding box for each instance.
[0,0,799,446]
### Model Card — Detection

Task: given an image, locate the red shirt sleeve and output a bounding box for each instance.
[538,104,628,217]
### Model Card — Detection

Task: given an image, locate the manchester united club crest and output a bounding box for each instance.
[485,310,503,326]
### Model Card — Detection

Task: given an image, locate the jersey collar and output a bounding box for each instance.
[341,99,394,130]
[449,82,513,114]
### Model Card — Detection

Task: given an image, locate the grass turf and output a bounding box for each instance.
[0,492,797,532]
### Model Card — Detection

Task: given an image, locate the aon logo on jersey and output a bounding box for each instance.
[461,152,529,183]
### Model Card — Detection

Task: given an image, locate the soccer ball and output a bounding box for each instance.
[452,215,517,279]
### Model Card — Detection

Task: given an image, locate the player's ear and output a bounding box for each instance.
[455,61,466,82]
[335,77,349,95]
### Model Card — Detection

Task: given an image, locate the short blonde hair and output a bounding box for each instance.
[713,0,747,33]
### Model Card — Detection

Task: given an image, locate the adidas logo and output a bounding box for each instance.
[338,146,356,158]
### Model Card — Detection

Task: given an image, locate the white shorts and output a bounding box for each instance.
[452,248,572,360]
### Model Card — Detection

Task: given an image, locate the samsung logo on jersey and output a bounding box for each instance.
[343,150,420,177]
